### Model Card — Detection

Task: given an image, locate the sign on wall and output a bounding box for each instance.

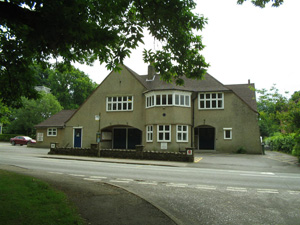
[161,142,167,150]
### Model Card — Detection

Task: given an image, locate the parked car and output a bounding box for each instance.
[10,136,36,146]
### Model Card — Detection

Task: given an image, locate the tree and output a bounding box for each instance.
[47,63,98,109]
[237,0,284,8]
[1,0,209,106]
[6,92,62,137]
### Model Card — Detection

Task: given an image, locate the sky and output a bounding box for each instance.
[74,0,300,97]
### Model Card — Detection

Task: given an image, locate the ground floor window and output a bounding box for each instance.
[176,125,188,142]
[146,125,153,142]
[157,125,171,142]
[223,128,232,140]
[47,128,57,136]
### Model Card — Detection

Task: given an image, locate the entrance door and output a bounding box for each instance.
[128,129,142,149]
[74,128,82,148]
[113,128,142,149]
[113,128,127,149]
[198,127,215,150]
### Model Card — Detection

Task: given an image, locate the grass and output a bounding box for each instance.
[0,170,85,225]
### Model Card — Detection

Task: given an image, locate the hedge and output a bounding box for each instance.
[0,134,23,142]
[265,133,296,154]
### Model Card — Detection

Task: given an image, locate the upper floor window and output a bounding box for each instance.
[146,91,191,108]
[199,93,224,110]
[47,128,57,136]
[107,96,133,111]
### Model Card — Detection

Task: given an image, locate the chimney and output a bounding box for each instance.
[147,64,155,81]
[248,79,250,84]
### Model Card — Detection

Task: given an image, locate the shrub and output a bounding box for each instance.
[292,133,300,162]
[265,133,296,154]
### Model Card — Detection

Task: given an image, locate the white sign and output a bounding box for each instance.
[50,143,56,149]
[161,143,167,150]
[95,115,100,121]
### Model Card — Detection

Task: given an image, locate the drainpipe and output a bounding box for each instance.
[191,92,197,148]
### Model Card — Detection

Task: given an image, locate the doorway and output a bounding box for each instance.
[74,128,82,148]
[113,128,141,149]
[195,126,215,150]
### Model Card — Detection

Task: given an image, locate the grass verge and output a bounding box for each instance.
[0,170,85,225]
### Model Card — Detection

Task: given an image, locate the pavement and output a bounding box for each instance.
[2,146,300,225]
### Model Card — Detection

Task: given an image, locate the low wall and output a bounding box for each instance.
[48,147,194,162]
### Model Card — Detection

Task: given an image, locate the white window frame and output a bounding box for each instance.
[47,128,57,136]
[145,91,191,108]
[176,125,188,142]
[199,92,224,110]
[223,128,232,140]
[146,125,153,142]
[106,96,133,111]
[157,125,171,142]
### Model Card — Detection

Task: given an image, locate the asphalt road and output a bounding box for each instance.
[1,143,300,224]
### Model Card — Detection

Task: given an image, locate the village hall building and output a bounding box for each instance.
[35,65,262,154]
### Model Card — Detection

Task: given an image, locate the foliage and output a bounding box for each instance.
[292,133,300,162]
[6,92,62,137]
[256,85,288,138]
[237,0,284,7]
[47,63,98,109]
[0,170,85,225]
[0,99,11,125]
[1,0,209,105]
[265,133,296,154]
[236,147,247,154]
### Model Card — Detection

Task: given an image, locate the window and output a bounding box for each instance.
[107,96,133,111]
[157,125,171,142]
[223,128,232,140]
[199,93,224,109]
[145,92,190,108]
[177,125,188,142]
[47,128,57,136]
[146,125,153,142]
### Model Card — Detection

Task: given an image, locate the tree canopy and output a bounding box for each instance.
[237,0,284,7]
[1,0,209,106]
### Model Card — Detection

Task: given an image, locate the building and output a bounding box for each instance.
[35,65,262,153]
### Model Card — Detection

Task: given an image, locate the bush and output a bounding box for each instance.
[265,133,296,154]
[292,133,300,162]
[0,134,23,142]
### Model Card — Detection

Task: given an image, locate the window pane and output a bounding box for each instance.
[128,103,132,110]
[168,94,173,105]
[185,96,189,106]
[162,95,167,105]
[128,97,132,101]
[206,94,210,99]
[183,126,187,131]
[180,95,184,105]
[218,93,222,98]
[165,133,170,140]
[183,133,187,141]
[118,103,122,110]
[212,93,216,98]
[212,101,216,108]
[178,125,182,131]
[159,125,163,131]
[178,133,182,140]
[113,97,117,101]
[108,97,112,102]
[218,100,223,108]
[113,103,117,110]
[123,96,127,101]
[118,97,122,101]
[175,95,179,105]
[226,130,231,138]
[165,125,170,131]
[159,133,164,140]
[108,103,112,110]
[156,95,161,105]
[123,103,127,110]
[200,94,205,99]
[200,101,205,108]
[206,101,210,108]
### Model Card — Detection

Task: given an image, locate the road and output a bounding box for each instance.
[1,143,300,224]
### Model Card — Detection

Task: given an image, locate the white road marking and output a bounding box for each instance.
[109,180,130,183]
[195,185,216,190]
[166,183,188,187]
[227,187,247,192]
[89,176,107,179]
[288,191,300,195]
[137,181,158,185]
[257,189,279,194]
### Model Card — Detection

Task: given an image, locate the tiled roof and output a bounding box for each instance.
[35,110,76,128]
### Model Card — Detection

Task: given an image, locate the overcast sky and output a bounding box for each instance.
[74,0,300,96]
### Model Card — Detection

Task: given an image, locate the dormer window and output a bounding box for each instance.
[146,91,191,108]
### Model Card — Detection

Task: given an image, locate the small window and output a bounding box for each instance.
[106,96,133,111]
[223,128,232,140]
[47,128,57,136]
[176,125,188,142]
[146,125,153,142]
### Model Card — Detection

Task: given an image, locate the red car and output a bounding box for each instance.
[10,136,36,146]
